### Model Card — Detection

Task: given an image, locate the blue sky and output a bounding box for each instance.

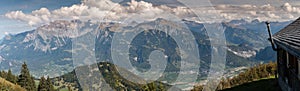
[0,0,300,38]
[0,0,81,38]
[0,0,81,14]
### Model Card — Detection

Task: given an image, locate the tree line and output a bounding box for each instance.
[192,61,277,91]
[0,62,55,91]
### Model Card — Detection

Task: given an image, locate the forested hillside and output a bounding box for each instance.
[192,62,278,91]
[0,62,173,91]
[0,63,56,91]
[55,62,173,90]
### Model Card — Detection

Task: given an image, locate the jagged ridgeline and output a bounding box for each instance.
[0,18,257,76]
[0,18,291,90]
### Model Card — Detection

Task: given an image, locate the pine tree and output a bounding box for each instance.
[158,82,165,91]
[6,69,17,84]
[0,70,7,79]
[143,82,157,91]
[244,69,251,82]
[224,79,231,89]
[67,85,73,91]
[46,76,55,91]
[17,62,36,91]
[253,67,259,79]
[38,76,47,91]
[31,76,37,90]
[217,79,224,90]
[261,65,269,78]
[0,71,2,77]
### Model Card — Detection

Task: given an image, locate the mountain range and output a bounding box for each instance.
[0,18,291,87]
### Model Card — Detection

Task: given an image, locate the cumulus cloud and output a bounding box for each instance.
[4,0,300,26]
[6,11,43,25]
[281,3,300,13]
[5,0,193,26]
[212,3,300,22]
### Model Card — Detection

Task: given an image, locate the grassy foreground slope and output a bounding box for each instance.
[222,78,281,91]
[192,62,278,91]
[0,77,26,91]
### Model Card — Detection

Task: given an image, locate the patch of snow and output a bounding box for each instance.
[164,55,168,58]
[23,33,35,43]
[0,44,6,50]
[133,57,138,61]
[9,62,12,66]
[51,47,58,50]
[227,48,256,58]
[0,56,3,64]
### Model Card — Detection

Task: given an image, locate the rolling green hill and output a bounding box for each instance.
[53,62,174,91]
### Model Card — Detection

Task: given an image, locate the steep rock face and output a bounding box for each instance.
[0,18,288,77]
[0,22,75,77]
[22,20,94,52]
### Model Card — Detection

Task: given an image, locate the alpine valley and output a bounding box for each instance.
[0,18,291,90]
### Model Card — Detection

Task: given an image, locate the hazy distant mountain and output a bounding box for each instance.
[228,19,291,34]
[0,18,290,78]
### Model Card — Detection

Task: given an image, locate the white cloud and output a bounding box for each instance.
[212,3,299,22]
[5,11,43,25]
[5,0,193,26]
[32,8,51,16]
[4,0,300,26]
[4,32,9,35]
[264,12,280,19]
[281,3,300,13]
[260,4,275,11]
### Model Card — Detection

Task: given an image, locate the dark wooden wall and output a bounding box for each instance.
[277,48,300,91]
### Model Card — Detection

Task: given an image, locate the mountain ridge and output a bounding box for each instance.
[0,18,290,78]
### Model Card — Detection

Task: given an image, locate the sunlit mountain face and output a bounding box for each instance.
[0,0,298,90]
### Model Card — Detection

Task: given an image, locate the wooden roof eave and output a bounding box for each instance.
[274,38,300,58]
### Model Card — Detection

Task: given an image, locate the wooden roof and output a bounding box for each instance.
[273,17,300,58]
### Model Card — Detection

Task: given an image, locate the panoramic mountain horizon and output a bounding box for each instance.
[0,0,299,91]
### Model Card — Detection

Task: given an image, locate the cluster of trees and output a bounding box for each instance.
[37,76,55,91]
[142,82,166,91]
[0,69,18,84]
[99,62,168,90]
[0,62,55,91]
[192,61,277,91]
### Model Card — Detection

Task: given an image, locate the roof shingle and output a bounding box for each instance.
[273,17,300,57]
